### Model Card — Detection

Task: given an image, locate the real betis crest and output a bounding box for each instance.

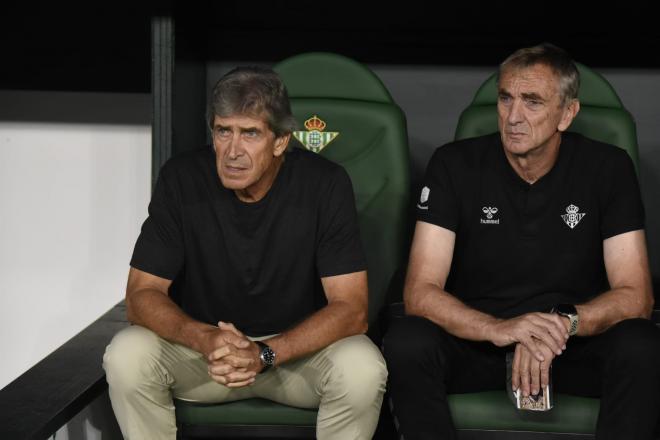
[561,204,586,229]
[293,115,339,153]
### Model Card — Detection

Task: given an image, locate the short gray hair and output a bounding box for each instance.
[207,66,297,137]
[498,43,580,106]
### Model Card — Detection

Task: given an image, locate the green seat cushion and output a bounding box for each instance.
[175,392,599,434]
[175,398,317,426]
[449,391,599,434]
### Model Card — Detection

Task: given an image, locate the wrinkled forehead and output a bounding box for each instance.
[499,64,560,97]
[212,113,271,130]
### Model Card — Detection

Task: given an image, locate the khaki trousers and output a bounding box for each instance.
[103,325,387,439]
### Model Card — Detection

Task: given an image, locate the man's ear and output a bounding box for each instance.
[558,99,580,132]
[273,133,291,157]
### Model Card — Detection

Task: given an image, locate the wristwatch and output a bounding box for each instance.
[256,341,276,373]
[553,304,579,336]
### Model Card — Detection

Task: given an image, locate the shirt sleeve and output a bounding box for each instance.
[416,147,460,231]
[130,163,185,280]
[600,148,645,240]
[315,167,367,278]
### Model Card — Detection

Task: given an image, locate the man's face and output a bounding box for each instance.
[212,114,289,201]
[497,63,578,157]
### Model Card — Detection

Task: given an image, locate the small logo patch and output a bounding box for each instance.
[417,186,430,210]
[293,115,339,153]
[481,206,500,224]
[561,204,586,229]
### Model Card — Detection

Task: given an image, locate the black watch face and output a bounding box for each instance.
[557,304,577,315]
[261,345,275,366]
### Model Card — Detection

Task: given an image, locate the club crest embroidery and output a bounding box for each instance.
[561,204,586,229]
[293,115,339,153]
[417,186,430,210]
[481,206,500,224]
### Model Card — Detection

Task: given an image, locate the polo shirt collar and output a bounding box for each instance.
[495,132,574,192]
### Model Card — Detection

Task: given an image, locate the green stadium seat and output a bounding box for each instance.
[175,52,411,439]
[448,63,639,439]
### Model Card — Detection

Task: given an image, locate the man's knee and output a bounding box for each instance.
[103,325,167,392]
[322,335,387,409]
[603,319,660,371]
[383,315,450,371]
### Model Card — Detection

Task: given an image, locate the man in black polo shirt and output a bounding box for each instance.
[103,67,387,440]
[385,44,660,439]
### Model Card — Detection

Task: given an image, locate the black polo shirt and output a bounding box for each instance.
[130,146,366,336]
[417,132,644,318]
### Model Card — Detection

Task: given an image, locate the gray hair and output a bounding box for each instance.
[498,43,580,106]
[207,66,298,137]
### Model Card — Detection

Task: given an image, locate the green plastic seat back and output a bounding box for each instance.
[275,52,411,325]
[454,63,639,169]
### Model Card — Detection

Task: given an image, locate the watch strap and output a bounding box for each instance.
[553,304,579,336]
[256,340,275,373]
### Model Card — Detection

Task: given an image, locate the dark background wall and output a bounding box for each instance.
[2,3,660,94]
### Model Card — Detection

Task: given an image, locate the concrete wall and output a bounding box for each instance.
[0,91,151,391]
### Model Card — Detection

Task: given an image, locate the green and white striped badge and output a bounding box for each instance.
[293,115,339,153]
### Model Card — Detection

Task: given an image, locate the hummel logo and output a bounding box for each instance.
[482,207,498,219]
[481,206,500,224]
[561,204,586,229]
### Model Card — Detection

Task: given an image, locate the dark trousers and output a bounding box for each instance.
[383,316,660,440]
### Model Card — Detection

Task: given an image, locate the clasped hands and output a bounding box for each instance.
[199,321,263,388]
[488,312,570,398]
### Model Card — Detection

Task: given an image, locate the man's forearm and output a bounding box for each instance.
[405,282,499,342]
[263,300,367,366]
[576,286,653,336]
[126,288,216,353]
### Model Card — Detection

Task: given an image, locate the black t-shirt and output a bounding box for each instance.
[131,147,366,336]
[417,132,644,318]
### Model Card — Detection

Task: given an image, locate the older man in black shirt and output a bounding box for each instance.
[103,67,387,440]
[385,44,660,440]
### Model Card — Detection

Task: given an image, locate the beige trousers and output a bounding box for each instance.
[103,325,387,440]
